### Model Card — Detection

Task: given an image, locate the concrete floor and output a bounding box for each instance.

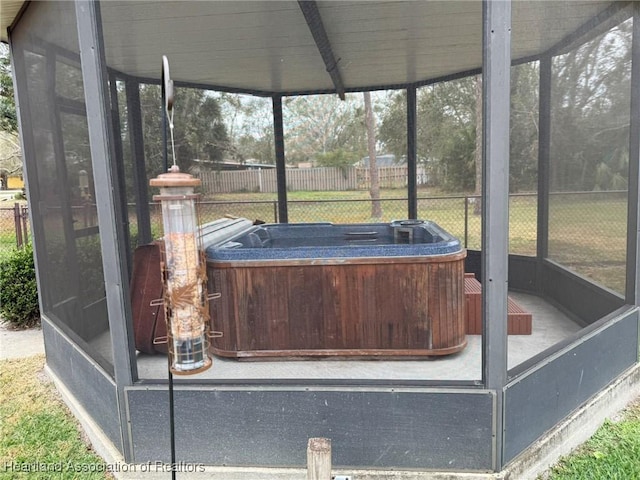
[0,322,45,360]
[136,291,582,381]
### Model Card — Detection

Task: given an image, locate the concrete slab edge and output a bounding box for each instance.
[502,362,640,480]
[44,365,124,468]
[46,362,640,480]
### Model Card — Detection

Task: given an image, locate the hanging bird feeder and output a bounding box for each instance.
[149,55,213,375]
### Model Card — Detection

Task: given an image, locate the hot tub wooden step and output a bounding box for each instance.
[464,273,532,335]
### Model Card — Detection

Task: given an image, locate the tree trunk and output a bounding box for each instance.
[364,91,382,219]
[474,74,483,215]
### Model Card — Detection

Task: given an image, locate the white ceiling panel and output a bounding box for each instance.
[99,1,331,93]
[1,0,625,94]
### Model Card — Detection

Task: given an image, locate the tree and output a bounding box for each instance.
[378,78,477,192]
[182,94,228,164]
[473,75,482,214]
[0,43,21,187]
[378,66,542,194]
[364,91,382,219]
[378,91,407,161]
[315,148,358,180]
[422,78,478,192]
[550,19,632,192]
[509,62,539,192]
[218,93,275,164]
[315,148,358,169]
[283,93,366,165]
[0,130,21,178]
[235,129,275,164]
[0,43,17,134]
[138,84,230,177]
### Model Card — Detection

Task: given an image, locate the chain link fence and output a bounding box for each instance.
[196,190,627,292]
[197,193,540,255]
[2,192,626,291]
[547,190,627,293]
[0,203,30,260]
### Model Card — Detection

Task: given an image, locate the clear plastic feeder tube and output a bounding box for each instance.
[150,167,211,374]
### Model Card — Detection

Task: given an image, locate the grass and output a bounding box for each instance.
[0,355,112,480]
[0,191,634,477]
[0,201,27,263]
[206,188,409,202]
[2,189,630,293]
[0,233,18,262]
[544,400,640,479]
[201,189,628,293]
[2,355,640,479]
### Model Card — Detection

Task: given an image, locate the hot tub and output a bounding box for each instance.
[205,220,467,359]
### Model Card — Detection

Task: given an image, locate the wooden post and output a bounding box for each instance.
[307,437,331,480]
[21,205,29,245]
[14,202,23,248]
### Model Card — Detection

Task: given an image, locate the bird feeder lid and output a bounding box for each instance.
[150,165,201,188]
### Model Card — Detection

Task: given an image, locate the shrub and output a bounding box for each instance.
[0,243,40,328]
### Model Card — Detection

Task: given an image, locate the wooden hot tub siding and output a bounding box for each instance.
[207,251,467,358]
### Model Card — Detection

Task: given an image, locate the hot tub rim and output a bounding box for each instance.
[206,249,467,268]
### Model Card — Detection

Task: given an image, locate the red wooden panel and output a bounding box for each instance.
[464,276,532,336]
[208,252,467,358]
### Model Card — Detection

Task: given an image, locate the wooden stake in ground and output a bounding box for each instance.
[307,437,331,480]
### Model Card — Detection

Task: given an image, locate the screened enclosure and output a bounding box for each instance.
[3,0,640,474]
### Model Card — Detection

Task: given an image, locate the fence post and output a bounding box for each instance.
[464,196,469,248]
[14,202,23,248]
[21,205,29,245]
[307,437,331,480]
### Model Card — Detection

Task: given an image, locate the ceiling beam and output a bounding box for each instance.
[298,0,346,100]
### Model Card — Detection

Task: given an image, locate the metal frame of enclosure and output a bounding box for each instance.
[3,0,640,474]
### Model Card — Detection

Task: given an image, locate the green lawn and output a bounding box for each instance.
[0,232,18,262]
[2,356,640,479]
[0,201,28,263]
[545,400,640,479]
[200,189,627,294]
[0,356,112,480]
[2,190,630,294]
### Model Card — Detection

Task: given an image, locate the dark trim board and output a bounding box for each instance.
[466,252,625,325]
[465,249,482,278]
[541,260,625,325]
[508,255,538,293]
[503,307,639,464]
[126,387,495,471]
[42,317,122,453]
[465,251,538,295]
